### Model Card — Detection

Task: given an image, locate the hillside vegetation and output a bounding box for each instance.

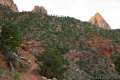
[0,6,120,80]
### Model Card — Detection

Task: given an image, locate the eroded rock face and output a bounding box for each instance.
[0,0,18,12]
[32,6,47,15]
[89,12,111,30]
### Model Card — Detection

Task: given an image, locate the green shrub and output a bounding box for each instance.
[0,69,6,77]
[37,48,66,79]
[112,53,120,74]
[0,22,22,70]
[13,72,21,80]
[16,61,29,72]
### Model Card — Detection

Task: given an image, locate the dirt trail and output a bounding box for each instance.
[19,40,43,80]
[21,56,40,80]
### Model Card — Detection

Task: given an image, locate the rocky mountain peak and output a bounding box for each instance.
[89,12,111,30]
[32,6,47,15]
[0,0,18,12]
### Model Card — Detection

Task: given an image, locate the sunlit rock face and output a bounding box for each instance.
[89,12,111,30]
[0,0,18,12]
[32,6,47,15]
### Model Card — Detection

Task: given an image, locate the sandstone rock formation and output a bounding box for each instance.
[32,6,47,15]
[0,0,18,12]
[89,12,111,30]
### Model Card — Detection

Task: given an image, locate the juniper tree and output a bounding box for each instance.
[0,22,21,71]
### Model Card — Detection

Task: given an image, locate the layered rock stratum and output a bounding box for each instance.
[0,0,18,12]
[89,13,111,30]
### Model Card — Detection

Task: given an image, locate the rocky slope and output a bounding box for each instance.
[0,0,18,12]
[0,1,120,80]
[89,13,111,30]
[0,12,120,80]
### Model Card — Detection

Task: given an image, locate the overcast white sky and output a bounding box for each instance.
[14,0,120,29]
